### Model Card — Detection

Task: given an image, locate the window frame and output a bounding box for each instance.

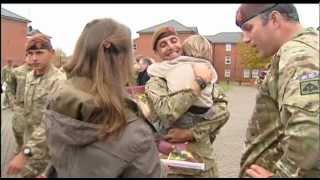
[252,69,259,79]
[225,69,231,78]
[243,69,250,78]
[225,43,232,52]
[225,55,232,64]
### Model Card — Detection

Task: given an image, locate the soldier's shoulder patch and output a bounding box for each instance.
[299,71,320,95]
[300,79,320,95]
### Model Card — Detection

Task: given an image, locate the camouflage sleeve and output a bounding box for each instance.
[274,42,319,177]
[191,85,230,142]
[24,73,65,161]
[1,68,5,84]
[145,76,197,123]
[25,119,49,161]
[6,69,17,98]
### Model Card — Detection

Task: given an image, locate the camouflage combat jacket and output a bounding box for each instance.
[7,64,32,108]
[240,27,320,178]
[23,65,66,143]
[1,65,13,84]
[145,76,230,175]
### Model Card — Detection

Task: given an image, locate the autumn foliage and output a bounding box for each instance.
[237,42,271,69]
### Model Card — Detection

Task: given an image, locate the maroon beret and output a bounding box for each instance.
[26,33,53,51]
[152,26,177,51]
[235,4,278,27]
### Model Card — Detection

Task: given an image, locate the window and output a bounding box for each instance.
[252,69,259,78]
[225,56,231,64]
[133,43,137,50]
[225,69,231,78]
[243,69,250,78]
[226,43,232,52]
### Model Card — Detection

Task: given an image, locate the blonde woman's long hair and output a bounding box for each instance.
[182,35,213,61]
[64,18,133,140]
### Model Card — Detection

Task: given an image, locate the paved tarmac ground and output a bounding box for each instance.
[1,85,258,178]
[213,85,257,177]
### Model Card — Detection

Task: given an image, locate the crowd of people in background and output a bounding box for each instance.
[1,3,319,178]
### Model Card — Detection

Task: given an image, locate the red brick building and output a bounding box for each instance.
[1,8,31,68]
[206,32,243,82]
[134,19,198,62]
[206,32,265,83]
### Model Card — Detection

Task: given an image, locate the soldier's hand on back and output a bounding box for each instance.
[6,152,28,175]
[164,128,193,143]
[192,63,212,84]
[245,164,274,178]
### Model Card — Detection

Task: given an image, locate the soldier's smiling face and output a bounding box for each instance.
[27,49,54,71]
[155,35,182,61]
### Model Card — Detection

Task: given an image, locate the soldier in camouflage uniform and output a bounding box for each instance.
[236,4,319,178]
[1,59,14,109]
[6,34,66,178]
[7,55,33,153]
[145,26,230,177]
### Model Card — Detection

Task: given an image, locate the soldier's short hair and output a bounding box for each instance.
[182,35,212,61]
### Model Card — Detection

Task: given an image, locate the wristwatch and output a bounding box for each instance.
[194,76,207,90]
[23,147,32,157]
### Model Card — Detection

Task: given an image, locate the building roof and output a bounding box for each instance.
[26,26,52,39]
[1,8,31,23]
[205,32,242,43]
[137,19,198,34]
[27,29,42,36]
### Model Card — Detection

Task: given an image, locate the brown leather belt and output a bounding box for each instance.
[188,106,209,114]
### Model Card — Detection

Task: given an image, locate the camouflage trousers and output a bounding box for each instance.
[12,107,25,153]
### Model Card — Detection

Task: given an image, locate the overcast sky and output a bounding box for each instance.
[2,3,319,56]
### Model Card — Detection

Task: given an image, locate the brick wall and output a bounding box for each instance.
[1,18,28,68]
[212,43,246,82]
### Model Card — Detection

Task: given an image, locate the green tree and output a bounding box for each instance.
[237,42,271,69]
